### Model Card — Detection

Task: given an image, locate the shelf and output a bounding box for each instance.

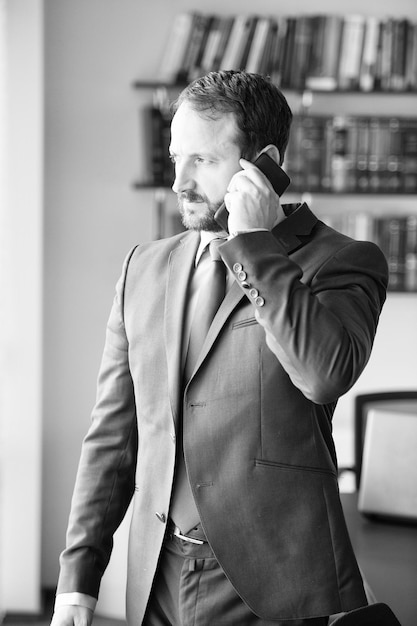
[133,183,417,196]
[133,80,417,96]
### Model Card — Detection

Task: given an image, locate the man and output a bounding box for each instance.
[51,71,388,626]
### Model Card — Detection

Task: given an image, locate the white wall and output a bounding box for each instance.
[0,0,43,613]
[40,0,417,604]
[42,0,155,586]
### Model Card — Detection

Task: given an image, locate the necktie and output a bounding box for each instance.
[170,239,226,534]
[183,238,227,384]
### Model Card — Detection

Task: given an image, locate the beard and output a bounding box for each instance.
[177,191,224,232]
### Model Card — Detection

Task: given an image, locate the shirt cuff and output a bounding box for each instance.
[228,228,269,240]
[55,592,97,612]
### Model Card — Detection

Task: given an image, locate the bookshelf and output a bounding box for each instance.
[133,11,417,293]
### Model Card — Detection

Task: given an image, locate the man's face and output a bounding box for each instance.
[169,102,242,232]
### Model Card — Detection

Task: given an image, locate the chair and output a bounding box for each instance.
[354,390,417,490]
[330,602,402,625]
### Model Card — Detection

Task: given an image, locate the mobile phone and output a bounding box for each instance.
[214,153,291,233]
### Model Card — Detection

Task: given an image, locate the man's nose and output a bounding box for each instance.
[172,163,195,194]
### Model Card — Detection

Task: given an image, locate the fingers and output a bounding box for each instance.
[228,159,265,191]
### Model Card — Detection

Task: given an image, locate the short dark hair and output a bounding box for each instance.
[172,70,293,165]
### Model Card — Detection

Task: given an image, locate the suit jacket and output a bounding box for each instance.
[57,202,388,622]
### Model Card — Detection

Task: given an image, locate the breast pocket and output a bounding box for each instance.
[232,316,258,330]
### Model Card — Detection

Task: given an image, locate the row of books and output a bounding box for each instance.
[321,213,417,292]
[157,12,417,92]
[145,101,417,194]
[286,115,417,194]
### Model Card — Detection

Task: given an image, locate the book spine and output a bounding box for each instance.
[386,117,402,193]
[282,115,305,190]
[405,215,417,291]
[269,17,288,86]
[330,116,356,192]
[219,15,249,71]
[402,119,417,193]
[338,15,366,90]
[359,16,379,92]
[245,17,273,74]
[156,12,196,84]
[300,116,326,191]
[211,17,234,71]
[355,117,370,192]
[149,91,173,186]
[290,16,314,90]
[178,13,209,82]
[280,17,296,88]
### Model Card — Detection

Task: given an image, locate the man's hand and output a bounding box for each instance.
[50,605,93,626]
[224,158,285,233]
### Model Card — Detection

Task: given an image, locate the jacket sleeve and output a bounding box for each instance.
[56,247,138,599]
[221,230,388,405]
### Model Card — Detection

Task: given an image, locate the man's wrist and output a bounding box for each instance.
[55,592,97,612]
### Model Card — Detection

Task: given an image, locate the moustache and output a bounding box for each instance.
[178,191,205,203]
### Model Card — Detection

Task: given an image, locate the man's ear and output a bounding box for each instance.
[257,144,281,165]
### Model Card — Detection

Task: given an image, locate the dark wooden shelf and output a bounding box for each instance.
[133,182,417,195]
[132,80,417,96]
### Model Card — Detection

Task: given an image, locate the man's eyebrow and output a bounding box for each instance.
[169,150,220,159]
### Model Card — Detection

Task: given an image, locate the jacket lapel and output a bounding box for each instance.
[164,232,199,425]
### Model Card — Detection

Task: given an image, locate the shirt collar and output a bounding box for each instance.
[195,230,227,266]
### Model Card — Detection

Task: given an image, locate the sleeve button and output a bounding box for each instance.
[233,263,243,273]
[255,296,265,307]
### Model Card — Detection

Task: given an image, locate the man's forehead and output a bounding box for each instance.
[170,103,240,153]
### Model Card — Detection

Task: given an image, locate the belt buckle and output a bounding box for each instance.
[171,524,204,545]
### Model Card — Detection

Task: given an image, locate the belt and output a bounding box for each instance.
[168,519,207,545]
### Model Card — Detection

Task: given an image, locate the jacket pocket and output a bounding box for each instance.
[255,458,337,479]
[232,316,258,330]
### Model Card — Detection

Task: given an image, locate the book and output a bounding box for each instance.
[289,16,314,90]
[359,16,380,92]
[379,18,394,91]
[245,17,275,74]
[405,22,417,91]
[386,118,402,193]
[198,15,223,74]
[211,17,235,71]
[219,15,253,70]
[239,16,259,70]
[305,15,343,91]
[390,19,408,91]
[402,118,417,193]
[148,90,173,186]
[299,116,327,191]
[376,217,407,291]
[405,215,417,291]
[355,117,370,192]
[280,17,297,87]
[185,14,215,81]
[269,17,288,85]
[329,116,357,192]
[367,117,387,193]
[156,12,197,84]
[282,115,305,189]
[338,15,366,90]
[259,19,278,76]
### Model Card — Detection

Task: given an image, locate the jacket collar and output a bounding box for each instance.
[272,202,318,253]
